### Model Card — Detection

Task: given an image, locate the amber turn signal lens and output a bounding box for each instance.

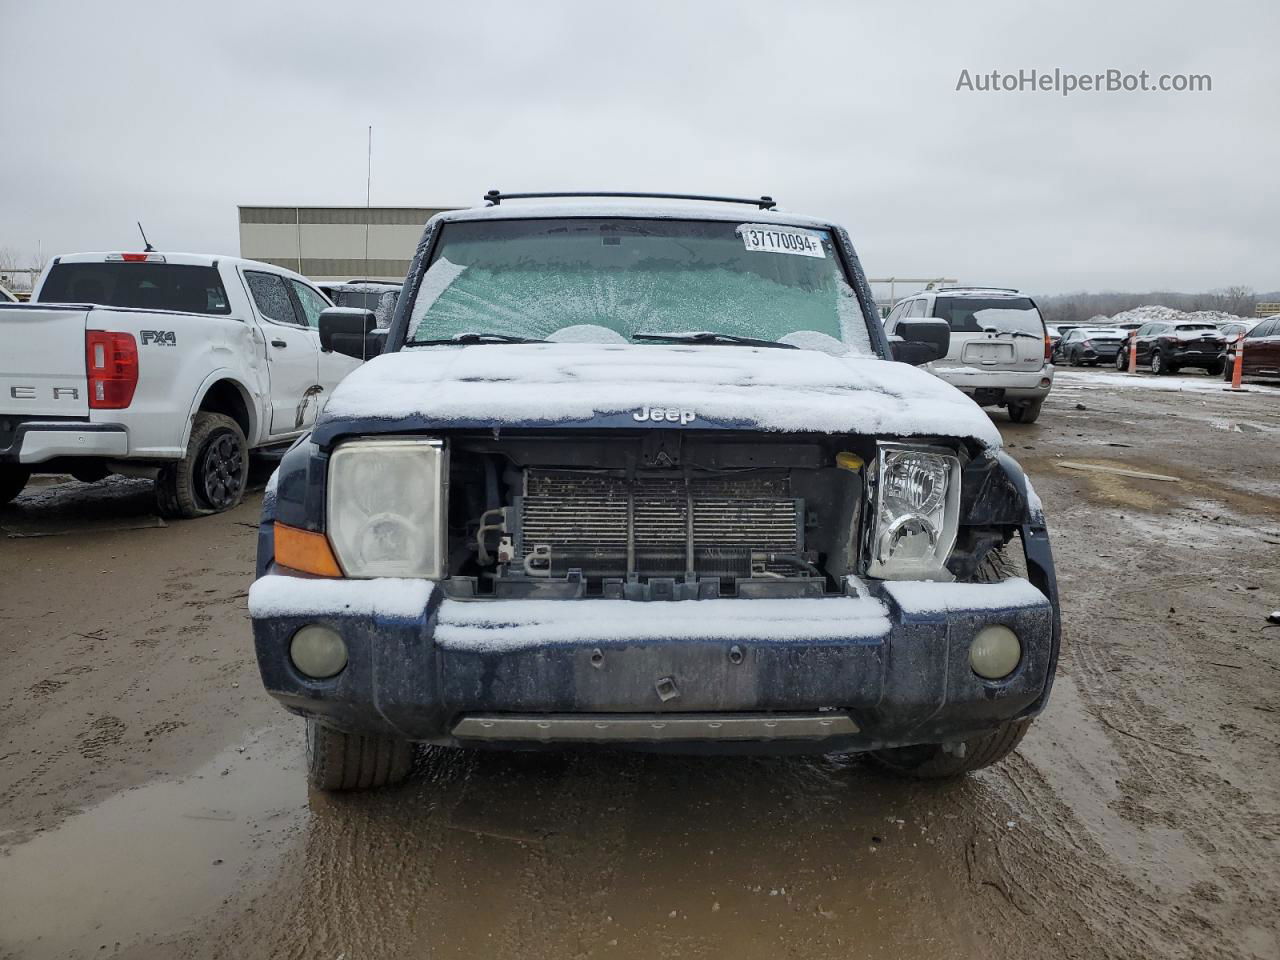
[274,522,343,577]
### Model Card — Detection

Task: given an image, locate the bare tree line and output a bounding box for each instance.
[1036,286,1272,324]
[0,246,50,293]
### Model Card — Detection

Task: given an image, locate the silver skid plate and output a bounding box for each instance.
[452,712,859,742]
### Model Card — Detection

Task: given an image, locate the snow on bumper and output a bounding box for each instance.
[249,574,1055,751]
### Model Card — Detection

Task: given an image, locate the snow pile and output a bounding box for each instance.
[321,343,1003,448]
[248,575,433,619]
[434,594,891,651]
[1106,305,1249,328]
[883,578,1049,615]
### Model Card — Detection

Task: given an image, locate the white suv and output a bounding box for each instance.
[885,287,1053,423]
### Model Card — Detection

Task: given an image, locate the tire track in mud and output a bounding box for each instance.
[1028,458,1280,958]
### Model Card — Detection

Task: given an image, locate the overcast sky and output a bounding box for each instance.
[2,0,1276,295]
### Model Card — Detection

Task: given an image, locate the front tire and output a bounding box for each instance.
[870,718,1033,778]
[1068,349,1081,367]
[306,719,415,791]
[0,465,31,505]
[155,412,249,518]
[1115,350,1129,371]
[1007,399,1043,424]
[1206,360,1225,377]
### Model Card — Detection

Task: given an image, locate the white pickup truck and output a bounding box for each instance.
[0,251,364,515]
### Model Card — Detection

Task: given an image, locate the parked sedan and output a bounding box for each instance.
[1218,319,1259,343]
[1058,327,1127,366]
[1114,320,1226,375]
[1221,316,1280,382]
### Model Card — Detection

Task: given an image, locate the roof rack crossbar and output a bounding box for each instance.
[483,189,776,210]
[934,285,1021,294]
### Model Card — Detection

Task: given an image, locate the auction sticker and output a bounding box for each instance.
[738,224,826,258]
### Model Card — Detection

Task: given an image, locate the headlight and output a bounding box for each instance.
[326,438,446,578]
[866,443,960,580]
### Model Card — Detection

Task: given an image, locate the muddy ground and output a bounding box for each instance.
[1,368,1278,960]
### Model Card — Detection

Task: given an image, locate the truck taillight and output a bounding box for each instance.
[85,331,139,409]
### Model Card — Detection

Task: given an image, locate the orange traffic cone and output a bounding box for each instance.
[1231,338,1244,390]
[1127,333,1137,374]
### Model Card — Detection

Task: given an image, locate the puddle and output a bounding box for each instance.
[0,721,305,955]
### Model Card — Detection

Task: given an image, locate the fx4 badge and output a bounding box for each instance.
[632,406,696,425]
[141,330,176,346]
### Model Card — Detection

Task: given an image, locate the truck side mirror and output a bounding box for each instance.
[319,307,384,360]
[889,319,951,365]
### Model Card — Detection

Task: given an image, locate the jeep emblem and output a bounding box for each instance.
[632,405,696,425]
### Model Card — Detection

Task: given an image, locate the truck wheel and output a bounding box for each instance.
[155,412,249,518]
[306,718,415,791]
[0,465,31,505]
[869,718,1033,779]
[1007,400,1043,424]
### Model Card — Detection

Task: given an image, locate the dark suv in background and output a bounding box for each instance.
[1117,320,1226,375]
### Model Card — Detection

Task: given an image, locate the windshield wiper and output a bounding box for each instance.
[982,327,1042,340]
[633,331,798,350]
[414,332,548,345]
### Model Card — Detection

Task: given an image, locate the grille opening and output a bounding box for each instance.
[444,434,869,599]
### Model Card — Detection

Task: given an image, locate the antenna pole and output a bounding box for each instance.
[363,125,372,272]
[137,221,154,253]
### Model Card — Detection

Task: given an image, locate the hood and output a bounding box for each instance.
[316,343,1002,448]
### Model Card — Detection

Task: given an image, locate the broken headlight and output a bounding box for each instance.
[866,443,960,581]
[326,438,446,578]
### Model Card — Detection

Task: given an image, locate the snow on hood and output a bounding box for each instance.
[320,343,1001,447]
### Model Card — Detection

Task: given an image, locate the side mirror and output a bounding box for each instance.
[319,307,384,360]
[889,319,951,365]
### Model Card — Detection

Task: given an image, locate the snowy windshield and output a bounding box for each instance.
[931,297,1044,336]
[406,218,874,355]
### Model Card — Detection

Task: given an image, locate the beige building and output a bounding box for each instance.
[237,206,455,281]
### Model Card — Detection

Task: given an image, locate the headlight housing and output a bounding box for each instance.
[866,442,960,581]
[326,438,446,578]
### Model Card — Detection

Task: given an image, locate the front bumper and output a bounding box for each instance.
[0,420,128,464]
[249,571,1058,754]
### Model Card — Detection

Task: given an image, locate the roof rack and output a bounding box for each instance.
[931,285,1021,294]
[483,189,777,210]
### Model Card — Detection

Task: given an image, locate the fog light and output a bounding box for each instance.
[970,625,1021,679]
[289,624,347,679]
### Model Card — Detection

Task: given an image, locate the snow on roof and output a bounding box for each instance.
[53,251,316,283]
[432,201,834,231]
[320,343,1003,448]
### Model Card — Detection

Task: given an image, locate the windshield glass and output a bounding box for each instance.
[1175,323,1217,331]
[406,218,873,355]
[931,297,1044,336]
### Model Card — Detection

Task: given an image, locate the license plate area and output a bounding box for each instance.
[962,341,1015,365]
